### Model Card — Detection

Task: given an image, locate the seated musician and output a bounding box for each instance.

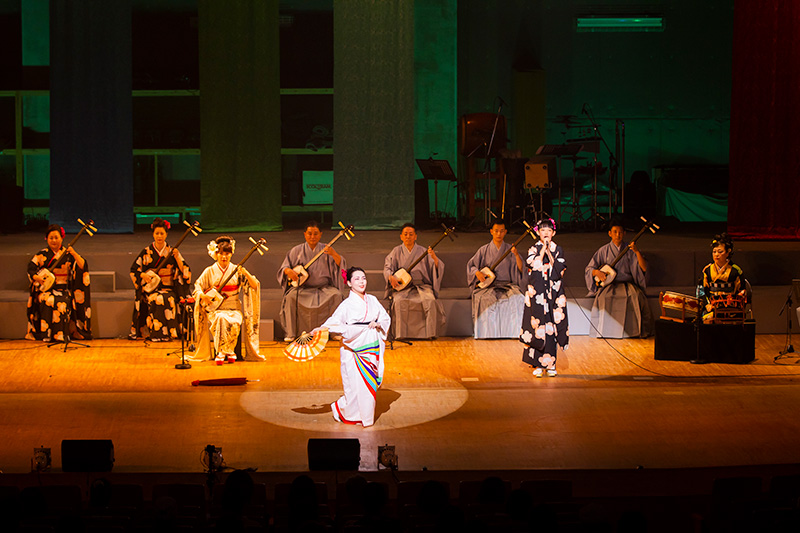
[129,218,191,341]
[383,223,446,339]
[466,219,524,338]
[585,218,653,338]
[192,236,263,365]
[700,232,746,323]
[277,220,347,342]
[26,224,92,341]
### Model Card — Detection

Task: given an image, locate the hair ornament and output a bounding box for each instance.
[534,217,556,233]
[207,240,219,258]
[207,238,236,258]
[151,218,171,230]
[711,232,733,249]
[60,226,65,238]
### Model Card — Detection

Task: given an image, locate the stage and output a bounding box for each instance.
[2,225,800,478]
[2,333,800,475]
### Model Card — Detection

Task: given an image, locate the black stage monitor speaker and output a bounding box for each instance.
[61,439,115,472]
[307,438,360,471]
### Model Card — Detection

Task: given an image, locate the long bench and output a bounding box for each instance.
[1,283,792,340]
[2,247,796,339]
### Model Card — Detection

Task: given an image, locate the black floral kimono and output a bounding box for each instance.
[26,247,92,341]
[520,241,569,370]
[130,244,191,341]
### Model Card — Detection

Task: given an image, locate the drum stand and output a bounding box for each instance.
[524,186,550,223]
[48,302,88,352]
[559,155,586,228]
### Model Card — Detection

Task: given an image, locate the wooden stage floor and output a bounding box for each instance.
[2,334,800,475]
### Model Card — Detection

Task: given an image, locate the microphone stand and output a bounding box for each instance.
[171,297,193,369]
[776,288,795,359]
[47,303,89,352]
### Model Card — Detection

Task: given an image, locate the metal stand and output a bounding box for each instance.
[776,288,795,358]
[416,158,456,223]
[171,297,194,369]
[581,104,621,228]
[47,300,88,352]
[535,144,584,228]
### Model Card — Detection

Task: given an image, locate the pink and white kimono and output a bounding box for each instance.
[321,291,391,427]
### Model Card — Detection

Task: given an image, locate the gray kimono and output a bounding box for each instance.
[466,241,525,339]
[277,242,346,339]
[383,243,446,339]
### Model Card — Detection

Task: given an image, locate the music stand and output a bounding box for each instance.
[416,159,456,223]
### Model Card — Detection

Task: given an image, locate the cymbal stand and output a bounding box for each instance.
[582,104,619,227]
[480,99,505,227]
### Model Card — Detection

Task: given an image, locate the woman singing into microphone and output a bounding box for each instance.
[519,218,568,378]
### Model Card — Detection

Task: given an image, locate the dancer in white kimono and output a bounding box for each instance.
[383,223,446,339]
[278,221,346,342]
[466,221,525,338]
[315,267,391,427]
[192,236,264,365]
[585,219,653,338]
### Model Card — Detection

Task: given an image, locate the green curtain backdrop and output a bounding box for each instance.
[198,0,281,231]
[333,0,415,229]
[414,0,458,220]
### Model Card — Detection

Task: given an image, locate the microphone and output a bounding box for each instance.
[498,96,509,109]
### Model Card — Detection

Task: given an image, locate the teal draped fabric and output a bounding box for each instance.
[333,0,415,229]
[50,0,133,233]
[198,0,282,231]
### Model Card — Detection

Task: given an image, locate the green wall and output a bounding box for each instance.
[458,0,733,181]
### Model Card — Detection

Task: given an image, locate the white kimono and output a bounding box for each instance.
[321,291,391,427]
[466,241,525,339]
[383,243,446,339]
[277,242,346,339]
[191,263,263,361]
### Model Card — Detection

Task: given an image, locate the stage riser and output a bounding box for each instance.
[1,285,793,339]
[5,249,800,292]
